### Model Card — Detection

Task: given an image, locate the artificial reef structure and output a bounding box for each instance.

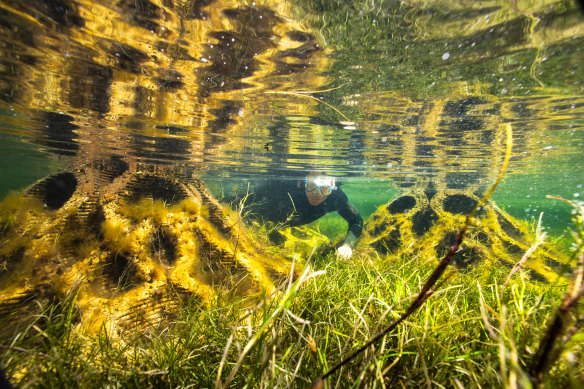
[0,165,294,334]
[359,187,568,283]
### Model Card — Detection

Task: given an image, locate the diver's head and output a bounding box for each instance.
[304,173,336,206]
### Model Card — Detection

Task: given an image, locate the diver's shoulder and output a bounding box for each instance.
[333,186,348,198]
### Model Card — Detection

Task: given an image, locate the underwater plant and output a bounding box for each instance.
[530,196,584,386]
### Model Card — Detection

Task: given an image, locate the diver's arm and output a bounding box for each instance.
[343,230,358,247]
[336,194,363,246]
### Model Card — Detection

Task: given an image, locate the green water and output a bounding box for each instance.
[0,133,63,199]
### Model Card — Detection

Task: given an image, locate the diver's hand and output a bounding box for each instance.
[337,244,352,260]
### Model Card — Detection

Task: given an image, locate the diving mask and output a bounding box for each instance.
[305,176,336,197]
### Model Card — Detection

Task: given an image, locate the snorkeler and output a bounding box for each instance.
[235,173,363,260]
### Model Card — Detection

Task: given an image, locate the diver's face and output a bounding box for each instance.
[305,189,327,206]
[304,177,335,206]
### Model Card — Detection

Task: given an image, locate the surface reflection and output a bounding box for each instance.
[0,0,582,193]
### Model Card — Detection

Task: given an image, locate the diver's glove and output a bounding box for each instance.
[337,231,358,260]
[336,244,352,260]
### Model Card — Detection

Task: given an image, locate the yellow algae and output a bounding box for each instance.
[276,225,333,261]
[101,218,134,253]
[169,258,215,303]
[0,194,52,273]
[119,198,169,224]
[359,185,570,286]
[0,192,45,226]
[0,170,295,336]
[235,252,277,295]
[173,198,202,216]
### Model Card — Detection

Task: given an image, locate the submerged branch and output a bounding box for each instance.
[264,90,351,122]
[530,249,584,385]
[530,196,584,386]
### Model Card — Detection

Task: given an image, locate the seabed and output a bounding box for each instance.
[0,166,580,387]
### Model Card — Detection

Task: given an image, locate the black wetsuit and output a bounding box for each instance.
[242,180,363,244]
